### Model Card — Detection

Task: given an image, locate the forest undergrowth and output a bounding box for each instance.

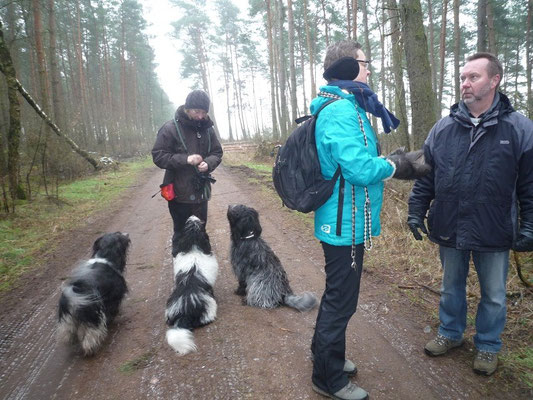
[0,157,153,292]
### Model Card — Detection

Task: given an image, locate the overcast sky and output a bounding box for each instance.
[141,0,185,108]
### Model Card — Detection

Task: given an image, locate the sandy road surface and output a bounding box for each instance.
[0,164,526,399]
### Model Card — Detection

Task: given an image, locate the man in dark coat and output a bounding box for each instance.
[152,90,223,257]
[407,53,533,376]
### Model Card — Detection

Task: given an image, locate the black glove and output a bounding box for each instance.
[191,173,216,191]
[513,234,533,252]
[407,215,428,241]
[387,148,432,180]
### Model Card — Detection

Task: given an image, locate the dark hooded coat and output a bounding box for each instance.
[152,106,223,203]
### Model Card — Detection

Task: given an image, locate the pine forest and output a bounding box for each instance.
[0,0,532,212]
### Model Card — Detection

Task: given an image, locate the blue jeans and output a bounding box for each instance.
[438,246,509,353]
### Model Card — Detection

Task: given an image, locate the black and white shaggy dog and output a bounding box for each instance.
[57,232,131,356]
[227,204,318,312]
[165,216,218,355]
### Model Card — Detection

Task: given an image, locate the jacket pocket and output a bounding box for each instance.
[428,200,457,243]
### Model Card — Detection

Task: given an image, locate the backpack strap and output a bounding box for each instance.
[172,118,189,154]
[173,118,213,154]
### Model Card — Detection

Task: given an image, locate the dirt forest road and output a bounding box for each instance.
[0,163,527,400]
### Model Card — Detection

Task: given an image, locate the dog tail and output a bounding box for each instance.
[284,292,318,312]
[166,328,197,355]
[57,284,107,356]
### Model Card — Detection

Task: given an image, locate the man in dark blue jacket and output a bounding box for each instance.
[407,53,533,376]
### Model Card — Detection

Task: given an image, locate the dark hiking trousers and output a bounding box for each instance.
[311,242,364,394]
[168,201,208,257]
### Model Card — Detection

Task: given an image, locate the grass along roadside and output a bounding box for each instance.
[222,146,533,392]
[0,157,154,293]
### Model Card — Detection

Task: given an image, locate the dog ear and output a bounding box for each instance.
[251,209,262,237]
[93,236,103,253]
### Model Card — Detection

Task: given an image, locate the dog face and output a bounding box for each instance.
[227,204,262,242]
[176,215,211,254]
[92,232,131,270]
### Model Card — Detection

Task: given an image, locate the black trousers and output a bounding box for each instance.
[168,201,208,256]
[311,242,364,394]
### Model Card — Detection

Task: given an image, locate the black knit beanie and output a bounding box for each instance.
[185,90,210,112]
[323,57,360,82]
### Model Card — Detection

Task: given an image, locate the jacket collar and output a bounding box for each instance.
[451,92,514,128]
[175,105,214,130]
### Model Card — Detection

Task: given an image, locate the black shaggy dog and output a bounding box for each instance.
[227,204,317,311]
[165,216,218,355]
[57,232,130,356]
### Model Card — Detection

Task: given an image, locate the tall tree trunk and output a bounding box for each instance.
[48,0,64,131]
[346,0,352,38]
[427,0,437,93]
[437,0,448,110]
[223,43,234,141]
[249,66,260,137]
[399,0,437,149]
[304,0,316,98]
[75,0,89,141]
[287,0,298,130]
[0,21,22,211]
[298,28,308,112]
[361,0,378,130]
[266,0,279,140]
[352,0,358,41]
[453,0,460,104]
[527,0,532,119]
[477,0,487,52]
[32,0,52,196]
[486,1,497,55]
[319,0,330,46]
[276,0,289,138]
[379,0,386,105]
[120,6,127,125]
[388,0,410,149]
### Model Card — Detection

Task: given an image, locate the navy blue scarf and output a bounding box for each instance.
[328,80,400,133]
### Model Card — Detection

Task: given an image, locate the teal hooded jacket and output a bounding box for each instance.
[312,85,395,246]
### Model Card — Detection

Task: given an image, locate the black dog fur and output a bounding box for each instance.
[57,232,130,356]
[227,204,317,311]
[165,216,218,355]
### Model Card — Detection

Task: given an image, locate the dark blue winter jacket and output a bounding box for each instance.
[408,93,533,251]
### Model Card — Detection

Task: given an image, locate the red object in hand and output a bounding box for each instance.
[160,183,175,201]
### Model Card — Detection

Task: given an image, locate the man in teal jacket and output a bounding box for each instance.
[310,40,428,400]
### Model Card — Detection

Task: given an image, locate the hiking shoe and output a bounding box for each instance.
[473,351,498,376]
[311,355,358,376]
[312,382,369,400]
[344,359,357,377]
[424,334,464,356]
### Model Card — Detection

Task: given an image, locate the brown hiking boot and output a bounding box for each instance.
[473,350,498,376]
[424,334,464,356]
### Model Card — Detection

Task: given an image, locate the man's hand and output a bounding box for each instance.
[513,234,533,252]
[407,215,428,241]
[198,161,208,173]
[387,148,431,180]
[187,154,203,166]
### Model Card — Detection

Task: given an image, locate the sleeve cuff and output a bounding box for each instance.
[382,157,396,180]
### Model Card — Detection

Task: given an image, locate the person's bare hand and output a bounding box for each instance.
[187,154,203,165]
[198,161,208,173]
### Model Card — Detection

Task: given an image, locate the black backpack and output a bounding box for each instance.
[272,99,341,213]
